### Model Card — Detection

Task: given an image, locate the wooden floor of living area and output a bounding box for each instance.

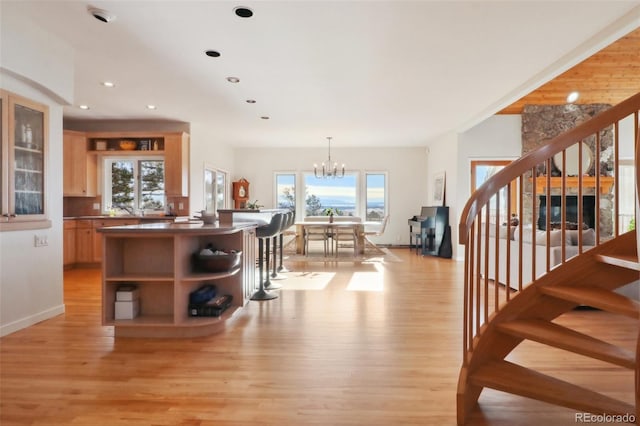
[1,248,636,426]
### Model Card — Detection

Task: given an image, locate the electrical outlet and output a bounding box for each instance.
[178,202,184,210]
[92,203,100,210]
[34,234,48,247]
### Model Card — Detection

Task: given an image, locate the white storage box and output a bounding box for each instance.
[116,286,139,301]
[115,299,140,320]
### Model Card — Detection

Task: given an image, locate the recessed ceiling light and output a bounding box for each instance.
[246,99,256,104]
[101,81,115,88]
[88,6,116,23]
[260,116,270,120]
[146,105,157,110]
[234,6,253,18]
[79,105,90,110]
[226,76,240,83]
[205,50,221,57]
[566,91,580,103]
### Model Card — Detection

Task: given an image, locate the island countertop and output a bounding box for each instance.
[97,221,257,235]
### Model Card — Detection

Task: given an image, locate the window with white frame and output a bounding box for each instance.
[204,166,228,214]
[275,173,295,211]
[303,172,358,217]
[365,172,387,221]
[103,157,165,213]
[471,160,518,225]
[618,160,635,233]
[274,172,389,219]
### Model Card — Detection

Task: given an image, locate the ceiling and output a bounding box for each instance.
[499,26,640,114]
[3,1,640,148]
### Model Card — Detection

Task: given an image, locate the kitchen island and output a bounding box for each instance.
[98,221,256,338]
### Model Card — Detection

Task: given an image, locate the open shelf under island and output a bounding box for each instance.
[98,221,257,338]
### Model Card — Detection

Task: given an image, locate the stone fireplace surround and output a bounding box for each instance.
[522,104,613,237]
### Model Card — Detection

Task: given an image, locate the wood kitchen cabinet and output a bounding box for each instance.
[0,90,50,231]
[93,224,102,263]
[163,132,189,197]
[63,130,96,196]
[63,220,77,267]
[75,220,94,263]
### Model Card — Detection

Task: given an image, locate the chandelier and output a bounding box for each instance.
[314,137,345,178]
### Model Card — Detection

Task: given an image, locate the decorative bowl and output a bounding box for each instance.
[193,250,242,273]
[119,140,137,151]
[198,210,217,224]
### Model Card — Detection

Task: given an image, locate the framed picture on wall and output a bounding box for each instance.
[433,171,446,206]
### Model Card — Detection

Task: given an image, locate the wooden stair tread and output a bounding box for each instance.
[540,286,640,319]
[470,360,635,416]
[595,254,640,271]
[497,319,636,369]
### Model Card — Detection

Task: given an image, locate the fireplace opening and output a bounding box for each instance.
[538,195,595,230]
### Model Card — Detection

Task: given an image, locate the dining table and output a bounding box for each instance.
[295,221,365,255]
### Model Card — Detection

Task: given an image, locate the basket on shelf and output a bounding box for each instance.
[193,250,242,273]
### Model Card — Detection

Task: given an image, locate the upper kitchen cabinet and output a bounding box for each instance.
[164,132,189,197]
[63,130,96,197]
[0,90,51,231]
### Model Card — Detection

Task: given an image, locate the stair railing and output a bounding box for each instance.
[634,103,640,424]
[459,92,640,362]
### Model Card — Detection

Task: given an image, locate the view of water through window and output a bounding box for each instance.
[366,173,386,221]
[304,174,357,216]
[275,172,386,220]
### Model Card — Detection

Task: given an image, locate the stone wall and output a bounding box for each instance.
[521,104,613,236]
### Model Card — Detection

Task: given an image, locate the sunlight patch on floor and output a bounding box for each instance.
[279,271,335,290]
[346,264,384,292]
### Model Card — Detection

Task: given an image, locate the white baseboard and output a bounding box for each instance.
[0,304,66,337]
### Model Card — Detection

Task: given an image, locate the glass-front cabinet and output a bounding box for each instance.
[0,90,50,231]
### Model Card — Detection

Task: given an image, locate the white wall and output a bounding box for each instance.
[188,123,236,214]
[0,76,66,336]
[0,9,73,336]
[233,146,429,245]
[0,8,74,105]
[618,113,637,159]
[454,114,522,259]
[425,131,460,259]
[421,115,522,261]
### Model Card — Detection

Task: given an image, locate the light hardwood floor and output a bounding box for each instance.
[1,249,636,425]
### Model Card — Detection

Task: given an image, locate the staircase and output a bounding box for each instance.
[457,93,640,424]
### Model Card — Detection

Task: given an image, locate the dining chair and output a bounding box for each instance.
[333,225,357,257]
[304,224,331,256]
[363,215,389,253]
